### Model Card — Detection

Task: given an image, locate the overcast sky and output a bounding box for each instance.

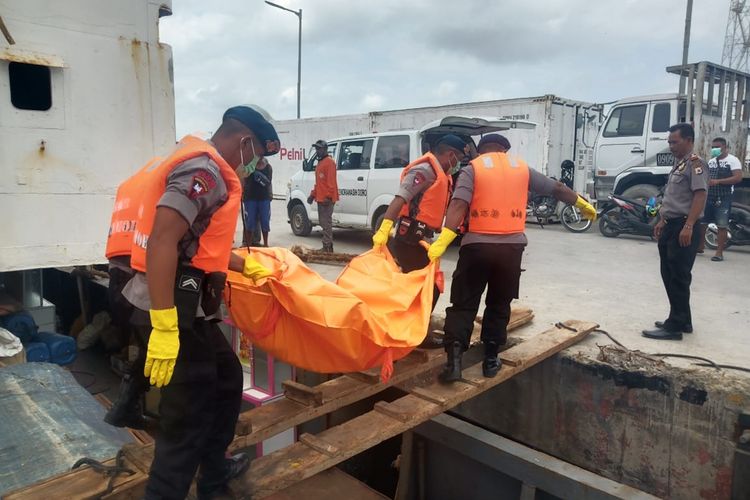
[161,0,729,135]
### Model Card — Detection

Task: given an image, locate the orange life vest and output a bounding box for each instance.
[105,157,162,260]
[398,153,451,230]
[468,152,529,234]
[129,135,242,274]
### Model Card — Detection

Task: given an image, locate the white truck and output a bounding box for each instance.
[275,95,602,234]
[593,61,750,203]
[286,117,536,235]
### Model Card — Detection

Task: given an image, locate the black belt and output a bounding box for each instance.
[664,216,687,224]
[394,217,435,243]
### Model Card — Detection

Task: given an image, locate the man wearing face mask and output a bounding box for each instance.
[116,105,280,499]
[428,134,596,382]
[696,137,743,261]
[372,134,467,314]
[307,140,339,252]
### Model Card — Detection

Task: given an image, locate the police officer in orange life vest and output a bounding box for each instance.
[115,106,278,500]
[371,134,467,311]
[428,134,597,382]
[104,156,164,430]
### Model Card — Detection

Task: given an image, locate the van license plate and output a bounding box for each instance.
[656,153,674,166]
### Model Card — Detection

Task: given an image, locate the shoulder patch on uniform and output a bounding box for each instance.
[189,170,216,199]
[413,172,426,185]
[694,166,703,175]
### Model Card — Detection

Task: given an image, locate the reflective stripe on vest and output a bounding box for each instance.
[397,152,451,230]
[105,157,162,260]
[468,153,529,234]
[129,135,242,274]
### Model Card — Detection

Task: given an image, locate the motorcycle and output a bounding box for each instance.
[527,193,558,227]
[598,193,661,238]
[704,202,750,249]
[527,193,592,233]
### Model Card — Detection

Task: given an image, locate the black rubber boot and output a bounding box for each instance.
[418,331,445,349]
[197,453,250,500]
[439,341,463,383]
[482,341,501,378]
[104,374,147,429]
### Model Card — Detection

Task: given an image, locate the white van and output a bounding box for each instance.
[285,116,535,235]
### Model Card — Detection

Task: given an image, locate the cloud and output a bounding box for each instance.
[158,0,728,135]
[434,81,458,99]
[361,93,386,110]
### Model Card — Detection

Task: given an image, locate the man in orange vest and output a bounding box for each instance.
[103,157,163,430]
[372,134,466,313]
[114,106,279,500]
[428,134,597,382]
[307,140,339,252]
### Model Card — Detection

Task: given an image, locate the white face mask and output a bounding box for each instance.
[236,137,262,178]
[448,152,461,175]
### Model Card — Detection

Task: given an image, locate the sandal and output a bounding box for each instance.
[711,255,724,262]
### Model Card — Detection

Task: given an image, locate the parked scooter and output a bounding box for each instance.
[598,193,661,239]
[527,192,592,233]
[704,202,750,249]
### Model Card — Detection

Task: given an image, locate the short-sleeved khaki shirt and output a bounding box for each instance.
[659,155,709,219]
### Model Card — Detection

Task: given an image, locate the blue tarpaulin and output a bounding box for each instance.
[0,363,133,496]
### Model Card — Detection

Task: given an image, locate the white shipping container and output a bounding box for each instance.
[271,95,603,197]
[0,0,176,272]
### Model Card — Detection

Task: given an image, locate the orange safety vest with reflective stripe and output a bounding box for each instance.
[129,135,242,274]
[398,153,451,230]
[105,157,162,260]
[468,152,529,234]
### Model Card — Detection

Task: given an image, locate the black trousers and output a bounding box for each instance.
[388,237,440,311]
[443,243,525,351]
[658,218,700,331]
[144,318,243,500]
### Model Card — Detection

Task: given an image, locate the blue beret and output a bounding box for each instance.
[223,106,281,156]
[436,134,466,152]
[477,134,511,151]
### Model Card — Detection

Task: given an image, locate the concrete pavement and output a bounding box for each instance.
[261,200,750,375]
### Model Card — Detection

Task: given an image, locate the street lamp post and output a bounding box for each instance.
[265,1,302,119]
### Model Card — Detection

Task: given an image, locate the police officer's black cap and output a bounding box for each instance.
[436,134,466,152]
[477,134,511,151]
[223,106,281,156]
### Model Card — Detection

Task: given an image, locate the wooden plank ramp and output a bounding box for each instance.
[230,320,597,499]
[3,306,535,500]
[230,304,533,450]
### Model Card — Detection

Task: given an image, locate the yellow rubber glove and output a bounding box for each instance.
[243,255,272,282]
[427,228,458,261]
[372,218,394,249]
[144,307,179,388]
[575,196,597,221]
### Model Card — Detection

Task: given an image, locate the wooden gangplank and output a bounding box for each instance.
[4,307,536,500]
[231,320,598,499]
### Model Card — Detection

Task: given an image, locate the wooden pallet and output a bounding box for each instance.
[4,306,537,500]
[232,320,597,498]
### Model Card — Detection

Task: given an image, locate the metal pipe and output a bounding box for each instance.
[679,0,694,95]
[297,9,302,119]
[265,1,302,119]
